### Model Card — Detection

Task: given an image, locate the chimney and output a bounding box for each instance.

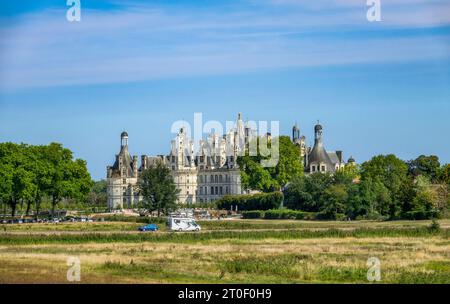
[336,151,343,163]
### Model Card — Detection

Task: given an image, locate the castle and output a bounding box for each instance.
[106,115,353,209]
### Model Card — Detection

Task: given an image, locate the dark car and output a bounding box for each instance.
[138,224,158,232]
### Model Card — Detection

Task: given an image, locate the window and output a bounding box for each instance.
[219,175,223,183]
[215,175,218,183]
[321,165,326,172]
[311,165,316,172]
[220,187,223,195]
[210,175,214,183]
[215,186,218,195]
[123,179,126,184]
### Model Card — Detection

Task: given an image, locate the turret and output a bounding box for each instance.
[314,121,323,144]
[292,123,300,142]
[121,131,128,148]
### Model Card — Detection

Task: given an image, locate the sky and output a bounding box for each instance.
[0,0,449,180]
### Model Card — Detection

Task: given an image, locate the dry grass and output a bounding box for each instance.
[0,219,449,284]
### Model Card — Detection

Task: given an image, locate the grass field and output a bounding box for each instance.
[0,219,449,283]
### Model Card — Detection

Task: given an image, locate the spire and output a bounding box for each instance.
[121,131,129,148]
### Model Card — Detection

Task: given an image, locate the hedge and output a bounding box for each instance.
[241,209,317,220]
[264,209,317,220]
[217,192,283,211]
[242,210,265,219]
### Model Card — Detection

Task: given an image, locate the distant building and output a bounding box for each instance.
[107,114,253,209]
[107,116,354,209]
[305,122,346,173]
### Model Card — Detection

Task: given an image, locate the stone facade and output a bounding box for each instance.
[107,116,353,209]
[107,114,252,209]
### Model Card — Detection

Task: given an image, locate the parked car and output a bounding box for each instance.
[138,224,158,232]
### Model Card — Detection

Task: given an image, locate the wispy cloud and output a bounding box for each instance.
[0,0,449,89]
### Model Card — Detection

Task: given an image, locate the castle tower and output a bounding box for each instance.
[292,123,306,166]
[106,131,139,210]
[306,121,334,173]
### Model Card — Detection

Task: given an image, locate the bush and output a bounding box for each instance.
[263,209,317,220]
[428,219,441,232]
[242,210,265,219]
[315,212,346,221]
[217,192,283,211]
[404,210,439,220]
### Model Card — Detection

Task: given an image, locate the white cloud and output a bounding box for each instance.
[0,1,449,89]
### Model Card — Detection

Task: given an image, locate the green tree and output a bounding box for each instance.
[320,184,348,219]
[407,175,439,219]
[44,143,92,216]
[0,162,13,218]
[439,164,450,186]
[283,173,333,212]
[360,154,408,218]
[139,162,179,216]
[88,180,108,209]
[238,136,303,192]
[283,175,312,210]
[407,155,441,182]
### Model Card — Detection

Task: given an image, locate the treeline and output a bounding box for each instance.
[284,155,450,220]
[0,142,93,217]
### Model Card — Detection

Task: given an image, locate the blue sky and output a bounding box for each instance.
[0,0,449,180]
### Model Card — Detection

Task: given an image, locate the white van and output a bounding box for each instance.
[167,217,201,232]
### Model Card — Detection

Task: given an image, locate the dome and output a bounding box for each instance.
[121,131,128,138]
[314,123,322,132]
[348,156,355,163]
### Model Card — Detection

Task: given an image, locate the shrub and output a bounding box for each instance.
[242,210,265,219]
[263,209,317,220]
[315,212,346,221]
[217,192,283,211]
[404,210,439,220]
[428,219,441,232]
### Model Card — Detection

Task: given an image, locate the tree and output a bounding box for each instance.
[358,177,392,218]
[360,154,409,218]
[408,175,439,219]
[28,145,53,218]
[0,163,13,218]
[334,165,359,185]
[320,184,348,219]
[88,180,108,209]
[439,164,450,186]
[238,136,303,192]
[139,162,179,216]
[407,155,440,182]
[283,175,312,211]
[283,173,333,212]
[43,143,92,216]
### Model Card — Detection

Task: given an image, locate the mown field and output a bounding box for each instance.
[0,219,449,284]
